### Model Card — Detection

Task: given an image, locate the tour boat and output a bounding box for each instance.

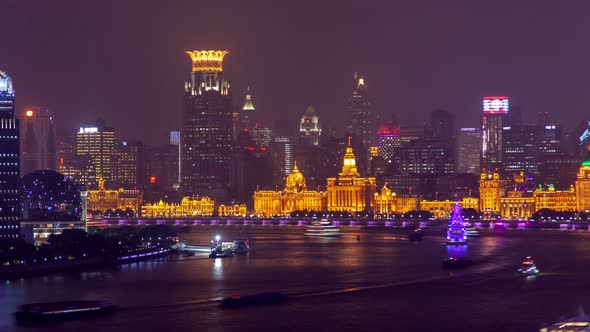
[517,256,540,277]
[15,300,116,322]
[465,227,480,238]
[541,307,590,331]
[446,204,467,245]
[304,220,342,237]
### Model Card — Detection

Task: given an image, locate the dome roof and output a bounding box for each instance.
[285,162,306,192]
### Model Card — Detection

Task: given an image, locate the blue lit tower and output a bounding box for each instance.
[0,70,20,239]
[446,203,467,245]
[182,51,233,200]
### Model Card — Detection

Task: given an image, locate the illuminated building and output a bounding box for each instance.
[479,170,505,218]
[398,139,454,174]
[218,204,247,217]
[76,120,115,187]
[481,96,509,173]
[182,50,233,200]
[326,139,376,213]
[499,191,535,219]
[141,196,215,218]
[346,73,374,148]
[377,120,400,163]
[578,121,590,157]
[0,70,20,239]
[372,184,420,215]
[533,184,576,212]
[112,140,150,187]
[575,156,590,212]
[299,105,322,146]
[87,178,143,214]
[150,133,180,190]
[253,162,326,217]
[502,125,538,175]
[240,86,255,134]
[271,136,293,185]
[456,128,481,174]
[252,123,273,148]
[20,107,57,176]
[420,198,479,219]
[57,139,93,186]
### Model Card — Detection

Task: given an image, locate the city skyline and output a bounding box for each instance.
[2,1,590,145]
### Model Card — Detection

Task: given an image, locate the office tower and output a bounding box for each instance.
[346,73,374,148]
[455,128,481,174]
[20,107,57,176]
[0,70,20,238]
[537,124,561,159]
[430,109,454,143]
[377,120,400,163]
[299,105,322,146]
[182,50,233,200]
[252,124,273,148]
[399,125,426,145]
[502,125,537,175]
[57,138,93,186]
[271,136,293,185]
[232,130,272,206]
[481,96,509,172]
[398,139,454,175]
[76,120,115,188]
[112,140,150,188]
[240,86,255,134]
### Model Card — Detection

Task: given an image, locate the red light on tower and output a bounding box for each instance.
[150,176,156,184]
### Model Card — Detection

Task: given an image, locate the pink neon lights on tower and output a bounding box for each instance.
[483,96,509,114]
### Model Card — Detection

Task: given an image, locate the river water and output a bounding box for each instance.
[2,226,590,331]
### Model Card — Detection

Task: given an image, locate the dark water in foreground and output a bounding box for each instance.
[2,226,590,331]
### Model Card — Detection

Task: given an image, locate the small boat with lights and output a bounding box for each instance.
[14,300,116,322]
[304,220,342,237]
[517,256,540,277]
[541,307,590,331]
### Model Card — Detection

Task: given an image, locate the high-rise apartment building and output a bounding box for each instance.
[0,70,20,238]
[481,96,509,172]
[181,50,233,200]
[76,120,115,188]
[20,107,57,176]
[299,105,321,146]
[455,128,481,174]
[346,73,374,148]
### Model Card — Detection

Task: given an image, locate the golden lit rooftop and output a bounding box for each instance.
[186,50,229,72]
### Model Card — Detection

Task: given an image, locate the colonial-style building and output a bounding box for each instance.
[218,204,247,217]
[500,190,535,219]
[87,178,143,213]
[141,196,215,218]
[373,184,419,215]
[479,170,505,217]
[326,139,376,214]
[533,184,576,212]
[575,158,590,212]
[419,197,479,219]
[253,163,326,217]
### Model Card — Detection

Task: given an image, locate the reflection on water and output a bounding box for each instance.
[446,244,468,258]
[213,258,223,279]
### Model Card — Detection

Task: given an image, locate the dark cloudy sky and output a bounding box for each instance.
[2,0,589,145]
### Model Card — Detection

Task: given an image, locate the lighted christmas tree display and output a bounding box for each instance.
[446,203,467,245]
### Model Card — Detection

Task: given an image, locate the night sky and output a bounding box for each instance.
[2,0,589,145]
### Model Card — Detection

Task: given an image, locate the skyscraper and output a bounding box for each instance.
[0,70,20,238]
[299,105,322,146]
[76,120,115,188]
[456,128,481,174]
[241,86,255,134]
[430,109,454,143]
[112,140,150,188]
[20,107,57,176]
[346,73,374,148]
[377,120,400,163]
[481,96,509,172]
[181,50,233,200]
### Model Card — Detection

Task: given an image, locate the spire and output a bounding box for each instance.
[293,160,299,172]
[242,86,255,111]
[340,137,359,177]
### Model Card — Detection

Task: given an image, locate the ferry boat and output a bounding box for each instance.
[541,307,590,331]
[465,227,480,238]
[517,256,540,277]
[446,203,467,245]
[14,300,116,322]
[304,220,342,237]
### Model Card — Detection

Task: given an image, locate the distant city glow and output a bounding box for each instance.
[483,96,509,114]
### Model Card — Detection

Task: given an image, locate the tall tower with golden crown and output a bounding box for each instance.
[181,50,233,200]
[326,138,376,214]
